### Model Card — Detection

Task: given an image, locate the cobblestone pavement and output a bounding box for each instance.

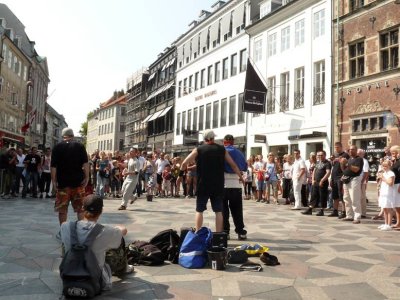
[0,184,399,300]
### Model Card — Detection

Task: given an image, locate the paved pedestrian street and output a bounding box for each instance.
[0,188,399,299]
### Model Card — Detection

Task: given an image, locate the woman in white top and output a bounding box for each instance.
[377,160,395,231]
[282,154,293,205]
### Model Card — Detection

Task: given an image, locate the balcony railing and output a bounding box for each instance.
[313,87,325,105]
[266,98,275,114]
[279,95,289,112]
[294,91,304,109]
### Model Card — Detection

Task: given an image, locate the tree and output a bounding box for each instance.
[79,120,88,146]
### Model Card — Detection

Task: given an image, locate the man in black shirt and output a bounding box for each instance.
[342,145,364,224]
[328,142,350,218]
[0,148,17,198]
[51,128,89,225]
[302,150,331,216]
[23,147,42,198]
[181,130,244,232]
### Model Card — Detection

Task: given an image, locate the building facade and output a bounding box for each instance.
[247,0,332,158]
[333,0,400,180]
[87,94,127,154]
[173,0,253,155]
[0,4,50,149]
[44,103,67,149]
[0,24,30,149]
[125,68,148,150]
[144,46,176,153]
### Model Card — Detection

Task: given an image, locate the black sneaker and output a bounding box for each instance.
[238,233,247,240]
[338,211,346,219]
[302,208,312,215]
[328,210,339,217]
[316,209,324,216]
[118,205,126,210]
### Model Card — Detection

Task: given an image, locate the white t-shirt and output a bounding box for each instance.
[137,156,146,170]
[292,158,306,184]
[127,157,139,180]
[61,220,122,290]
[360,158,369,181]
[156,159,170,174]
[283,162,293,179]
[253,161,264,171]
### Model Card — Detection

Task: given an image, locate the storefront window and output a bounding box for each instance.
[355,138,387,181]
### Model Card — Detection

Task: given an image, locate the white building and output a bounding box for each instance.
[86,94,127,154]
[173,0,253,155]
[246,0,332,157]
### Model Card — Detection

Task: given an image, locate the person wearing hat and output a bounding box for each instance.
[51,128,89,225]
[222,134,248,240]
[60,195,133,291]
[181,129,244,232]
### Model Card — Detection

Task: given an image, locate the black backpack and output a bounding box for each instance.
[126,241,165,266]
[105,238,127,276]
[59,222,104,298]
[149,229,180,263]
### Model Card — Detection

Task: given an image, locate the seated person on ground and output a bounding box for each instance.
[60,194,133,291]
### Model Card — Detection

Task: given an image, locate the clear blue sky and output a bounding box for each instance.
[2,0,216,135]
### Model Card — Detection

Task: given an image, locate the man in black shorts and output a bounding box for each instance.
[180,130,244,232]
[302,150,331,216]
[328,142,350,218]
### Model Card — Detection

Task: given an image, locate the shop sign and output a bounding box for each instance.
[346,80,390,95]
[254,135,266,143]
[195,90,217,101]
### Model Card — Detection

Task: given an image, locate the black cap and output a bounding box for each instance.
[83,195,104,213]
[224,134,234,141]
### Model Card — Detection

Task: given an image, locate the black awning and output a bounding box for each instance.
[243,59,267,114]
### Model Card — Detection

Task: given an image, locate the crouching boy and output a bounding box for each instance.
[60,194,133,295]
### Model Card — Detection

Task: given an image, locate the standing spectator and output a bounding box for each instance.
[91,150,100,189]
[328,142,350,218]
[180,130,243,232]
[40,147,52,198]
[377,160,395,231]
[244,159,253,200]
[170,158,180,198]
[342,145,364,224]
[254,155,266,202]
[143,154,156,189]
[96,151,110,198]
[291,149,306,209]
[390,145,400,229]
[23,146,42,198]
[51,128,89,225]
[155,153,170,197]
[186,162,197,198]
[110,160,121,198]
[282,154,293,205]
[358,149,369,218]
[305,152,317,203]
[162,164,172,197]
[302,150,331,216]
[118,148,140,210]
[0,148,17,198]
[13,148,26,196]
[265,152,279,204]
[222,134,248,240]
[136,151,146,198]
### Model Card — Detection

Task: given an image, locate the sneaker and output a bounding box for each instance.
[381,224,393,231]
[238,233,247,240]
[302,208,312,215]
[256,199,261,202]
[125,264,134,274]
[118,205,126,210]
[45,194,52,198]
[316,209,324,216]
[129,196,137,205]
[338,211,346,219]
[378,224,385,229]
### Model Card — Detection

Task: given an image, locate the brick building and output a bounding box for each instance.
[333,0,400,180]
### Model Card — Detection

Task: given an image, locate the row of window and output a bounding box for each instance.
[2,44,28,81]
[265,60,325,113]
[98,106,126,121]
[349,28,399,79]
[352,117,385,133]
[148,109,174,136]
[178,49,247,97]
[98,139,114,151]
[254,9,325,61]
[98,123,114,135]
[0,79,24,109]
[176,93,245,136]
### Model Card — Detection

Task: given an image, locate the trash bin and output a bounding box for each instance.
[207,247,227,270]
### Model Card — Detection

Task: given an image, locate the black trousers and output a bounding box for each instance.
[223,188,245,235]
[301,184,308,207]
[40,172,51,194]
[282,178,292,199]
[310,182,329,209]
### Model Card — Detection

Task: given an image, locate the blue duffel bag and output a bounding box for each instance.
[178,227,213,268]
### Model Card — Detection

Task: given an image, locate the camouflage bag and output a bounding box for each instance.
[105,238,127,276]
